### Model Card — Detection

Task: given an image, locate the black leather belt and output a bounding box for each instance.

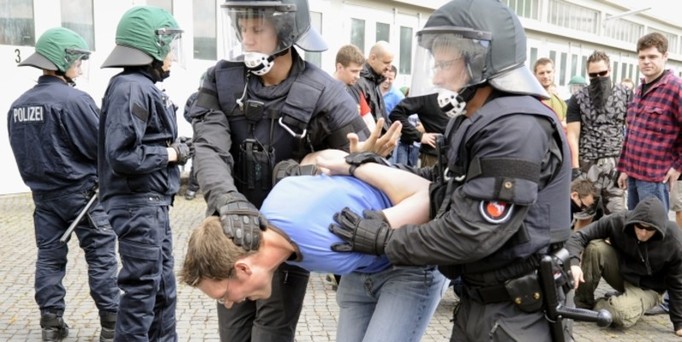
[465,283,511,304]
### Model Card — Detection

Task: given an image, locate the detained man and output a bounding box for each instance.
[180,150,448,342]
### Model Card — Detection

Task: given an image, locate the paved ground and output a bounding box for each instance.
[0,192,678,341]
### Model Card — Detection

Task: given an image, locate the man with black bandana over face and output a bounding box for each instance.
[566,50,629,230]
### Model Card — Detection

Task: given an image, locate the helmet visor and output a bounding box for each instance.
[156,28,185,68]
[410,27,490,97]
[64,48,91,82]
[220,2,297,61]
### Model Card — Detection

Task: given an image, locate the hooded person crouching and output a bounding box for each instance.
[566,197,682,336]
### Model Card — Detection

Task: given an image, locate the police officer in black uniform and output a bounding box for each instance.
[98,6,189,342]
[328,0,573,340]
[188,1,400,341]
[8,27,119,342]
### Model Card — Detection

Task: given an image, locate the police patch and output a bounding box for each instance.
[479,200,514,224]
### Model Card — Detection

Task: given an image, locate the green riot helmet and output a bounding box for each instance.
[102,6,183,68]
[568,75,587,95]
[19,27,90,76]
[221,0,327,75]
[410,0,548,116]
[568,75,587,85]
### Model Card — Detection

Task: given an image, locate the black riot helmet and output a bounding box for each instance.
[221,0,327,75]
[410,0,548,117]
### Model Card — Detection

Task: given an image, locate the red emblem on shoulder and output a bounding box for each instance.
[479,200,514,224]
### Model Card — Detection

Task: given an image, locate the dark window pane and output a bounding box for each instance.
[0,0,35,46]
[376,22,389,43]
[351,18,365,54]
[193,0,217,60]
[399,26,412,75]
[61,0,95,50]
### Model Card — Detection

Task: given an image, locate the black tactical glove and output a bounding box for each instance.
[345,152,391,176]
[329,208,392,255]
[217,195,267,251]
[171,138,192,165]
[571,167,583,181]
[272,159,321,185]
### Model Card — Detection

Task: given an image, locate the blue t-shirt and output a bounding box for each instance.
[260,174,392,275]
[383,86,405,115]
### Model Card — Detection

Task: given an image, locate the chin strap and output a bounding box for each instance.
[244,49,289,76]
[437,84,484,118]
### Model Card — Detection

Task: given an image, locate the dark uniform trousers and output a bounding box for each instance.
[105,194,177,342]
[32,186,119,316]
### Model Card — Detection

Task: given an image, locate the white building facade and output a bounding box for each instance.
[1,0,680,195]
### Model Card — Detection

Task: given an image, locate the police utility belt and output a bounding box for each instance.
[464,247,572,314]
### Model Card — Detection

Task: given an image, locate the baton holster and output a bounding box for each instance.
[539,248,613,342]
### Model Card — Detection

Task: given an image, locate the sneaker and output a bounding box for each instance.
[185,190,196,200]
[324,273,339,291]
[604,290,622,299]
[645,304,667,316]
[40,313,69,342]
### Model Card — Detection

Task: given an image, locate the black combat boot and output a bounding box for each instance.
[40,312,69,342]
[99,311,117,342]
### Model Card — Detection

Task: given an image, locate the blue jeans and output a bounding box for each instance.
[336,266,448,342]
[389,142,420,167]
[627,178,670,211]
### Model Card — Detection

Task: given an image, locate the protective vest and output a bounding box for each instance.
[212,60,326,206]
[441,96,571,274]
[574,85,628,160]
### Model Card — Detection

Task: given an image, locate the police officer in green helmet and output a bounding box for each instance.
[99,6,189,341]
[568,75,588,97]
[19,27,91,86]
[9,27,119,342]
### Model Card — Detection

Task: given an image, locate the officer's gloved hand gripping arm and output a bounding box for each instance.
[188,66,265,251]
[329,116,551,268]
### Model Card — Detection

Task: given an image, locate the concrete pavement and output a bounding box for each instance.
[0,192,677,341]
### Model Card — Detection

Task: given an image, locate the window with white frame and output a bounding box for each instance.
[503,0,539,20]
[603,18,643,45]
[547,0,598,35]
[647,28,678,56]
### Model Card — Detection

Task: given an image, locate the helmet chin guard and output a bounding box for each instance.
[244,52,275,76]
[437,89,467,118]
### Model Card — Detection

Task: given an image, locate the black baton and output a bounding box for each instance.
[59,189,98,244]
